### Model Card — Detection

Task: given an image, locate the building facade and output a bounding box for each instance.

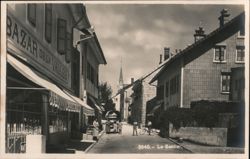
[130,73,157,126]
[150,9,245,110]
[4,3,105,153]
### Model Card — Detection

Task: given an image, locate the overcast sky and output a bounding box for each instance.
[85,4,244,94]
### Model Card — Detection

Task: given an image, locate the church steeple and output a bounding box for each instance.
[119,58,124,89]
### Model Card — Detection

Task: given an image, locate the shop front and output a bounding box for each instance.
[6,54,94,153]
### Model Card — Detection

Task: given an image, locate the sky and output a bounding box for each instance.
[85,3,244,95]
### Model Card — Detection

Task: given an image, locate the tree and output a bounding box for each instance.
[99,82,115,113]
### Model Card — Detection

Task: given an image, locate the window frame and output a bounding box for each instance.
[237,29,245,39]
[45,4,52,43]
[57,18,67,55]
[235,46,245,63]
[27,4,36,27]
[221,72,231,94]
[213,45,227,63]
[65,32,72,63]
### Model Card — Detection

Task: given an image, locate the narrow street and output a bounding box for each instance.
[87,124,190,153]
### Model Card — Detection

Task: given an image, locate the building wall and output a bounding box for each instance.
[85,44,99,98]
[183,32,244,107]
[158,59,182,110]
[141,80,156,125]
[7,4,74,91]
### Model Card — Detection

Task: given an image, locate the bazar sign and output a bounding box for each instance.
[6,13,70,87]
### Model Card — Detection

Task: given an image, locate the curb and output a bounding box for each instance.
[167,137,193,153]
[84,130,105,153]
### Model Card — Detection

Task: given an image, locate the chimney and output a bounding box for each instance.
[131,78,134,84]
[164,47,170,60]
[159,54,162,64]
[194,26,206,42]
[218,9,230,27]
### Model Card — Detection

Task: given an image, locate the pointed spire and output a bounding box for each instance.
[119,58,124,89]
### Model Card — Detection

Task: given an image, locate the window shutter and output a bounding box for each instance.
[27,4,36,27]
[45,4,52,43]
[57,18,67,55]
[65,32,72,63]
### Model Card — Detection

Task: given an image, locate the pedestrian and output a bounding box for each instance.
[147,120,152,135]
[114,121,118,133]
[118,122,122,134]
[133,121,138,136]
[93,119,99,141]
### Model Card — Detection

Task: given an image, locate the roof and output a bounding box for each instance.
[150,12,245,83]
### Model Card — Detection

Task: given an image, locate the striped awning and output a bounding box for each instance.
[7,53,94,115]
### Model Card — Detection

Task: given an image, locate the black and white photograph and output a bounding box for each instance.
[0,0,248,158]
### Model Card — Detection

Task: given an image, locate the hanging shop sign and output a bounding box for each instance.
[6,12,71,89]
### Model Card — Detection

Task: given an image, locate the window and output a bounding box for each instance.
[57,18,67,55]
[221,73,230,93]
[157,85,164,100]
[45,4,52,43]
[87,62,91,80]
[27,4,36,26]
[176,75,179,93]
[236,46,245,63]
[165,81,169,97]
[65,32,72,63]
[238,27,245,38]
[214,45,226,62]
[81,55,84,75]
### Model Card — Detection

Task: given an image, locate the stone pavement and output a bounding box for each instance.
[169,138,245,154]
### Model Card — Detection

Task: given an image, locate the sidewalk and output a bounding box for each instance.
[46,130,105,153]
[168,138,244,153]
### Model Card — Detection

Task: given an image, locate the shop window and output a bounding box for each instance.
[214,45,226,62]
[221,73,230,93]
[57,18,67,55]
[236,46,245,63]
[45,4,52,43]
[65,32,72,63]
[27,4,36,27]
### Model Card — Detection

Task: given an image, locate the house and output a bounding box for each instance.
[150,9,245,110]
[3,3,105,153]
[75,8,107,127]
[130,71,157,127]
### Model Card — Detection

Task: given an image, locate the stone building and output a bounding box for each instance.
[130,72,157,127]
[2,3,106,153]
[150,9,245,110]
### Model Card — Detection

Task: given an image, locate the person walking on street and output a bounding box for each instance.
[118,122,122,134]
[133,121,138,136]
[147,120,152,135]
[93,119,99,141]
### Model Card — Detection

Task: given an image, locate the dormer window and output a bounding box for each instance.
[214,45,226,63]
[238,28,245,38]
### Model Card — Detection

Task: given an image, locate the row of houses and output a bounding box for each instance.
[2,3,106,153]
[117,9,245,145]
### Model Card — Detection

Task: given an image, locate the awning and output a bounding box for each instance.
[147,104,161,116]
[7,54,94,115]
[65,92,94,116]
[88,96,103,113]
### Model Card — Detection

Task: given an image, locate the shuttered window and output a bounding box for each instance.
[65,32,72,63]
[27,4,36,27]
[57,18,67,55]
[45,4,52,43]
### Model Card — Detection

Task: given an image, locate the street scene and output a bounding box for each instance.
[0,1,247,157]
